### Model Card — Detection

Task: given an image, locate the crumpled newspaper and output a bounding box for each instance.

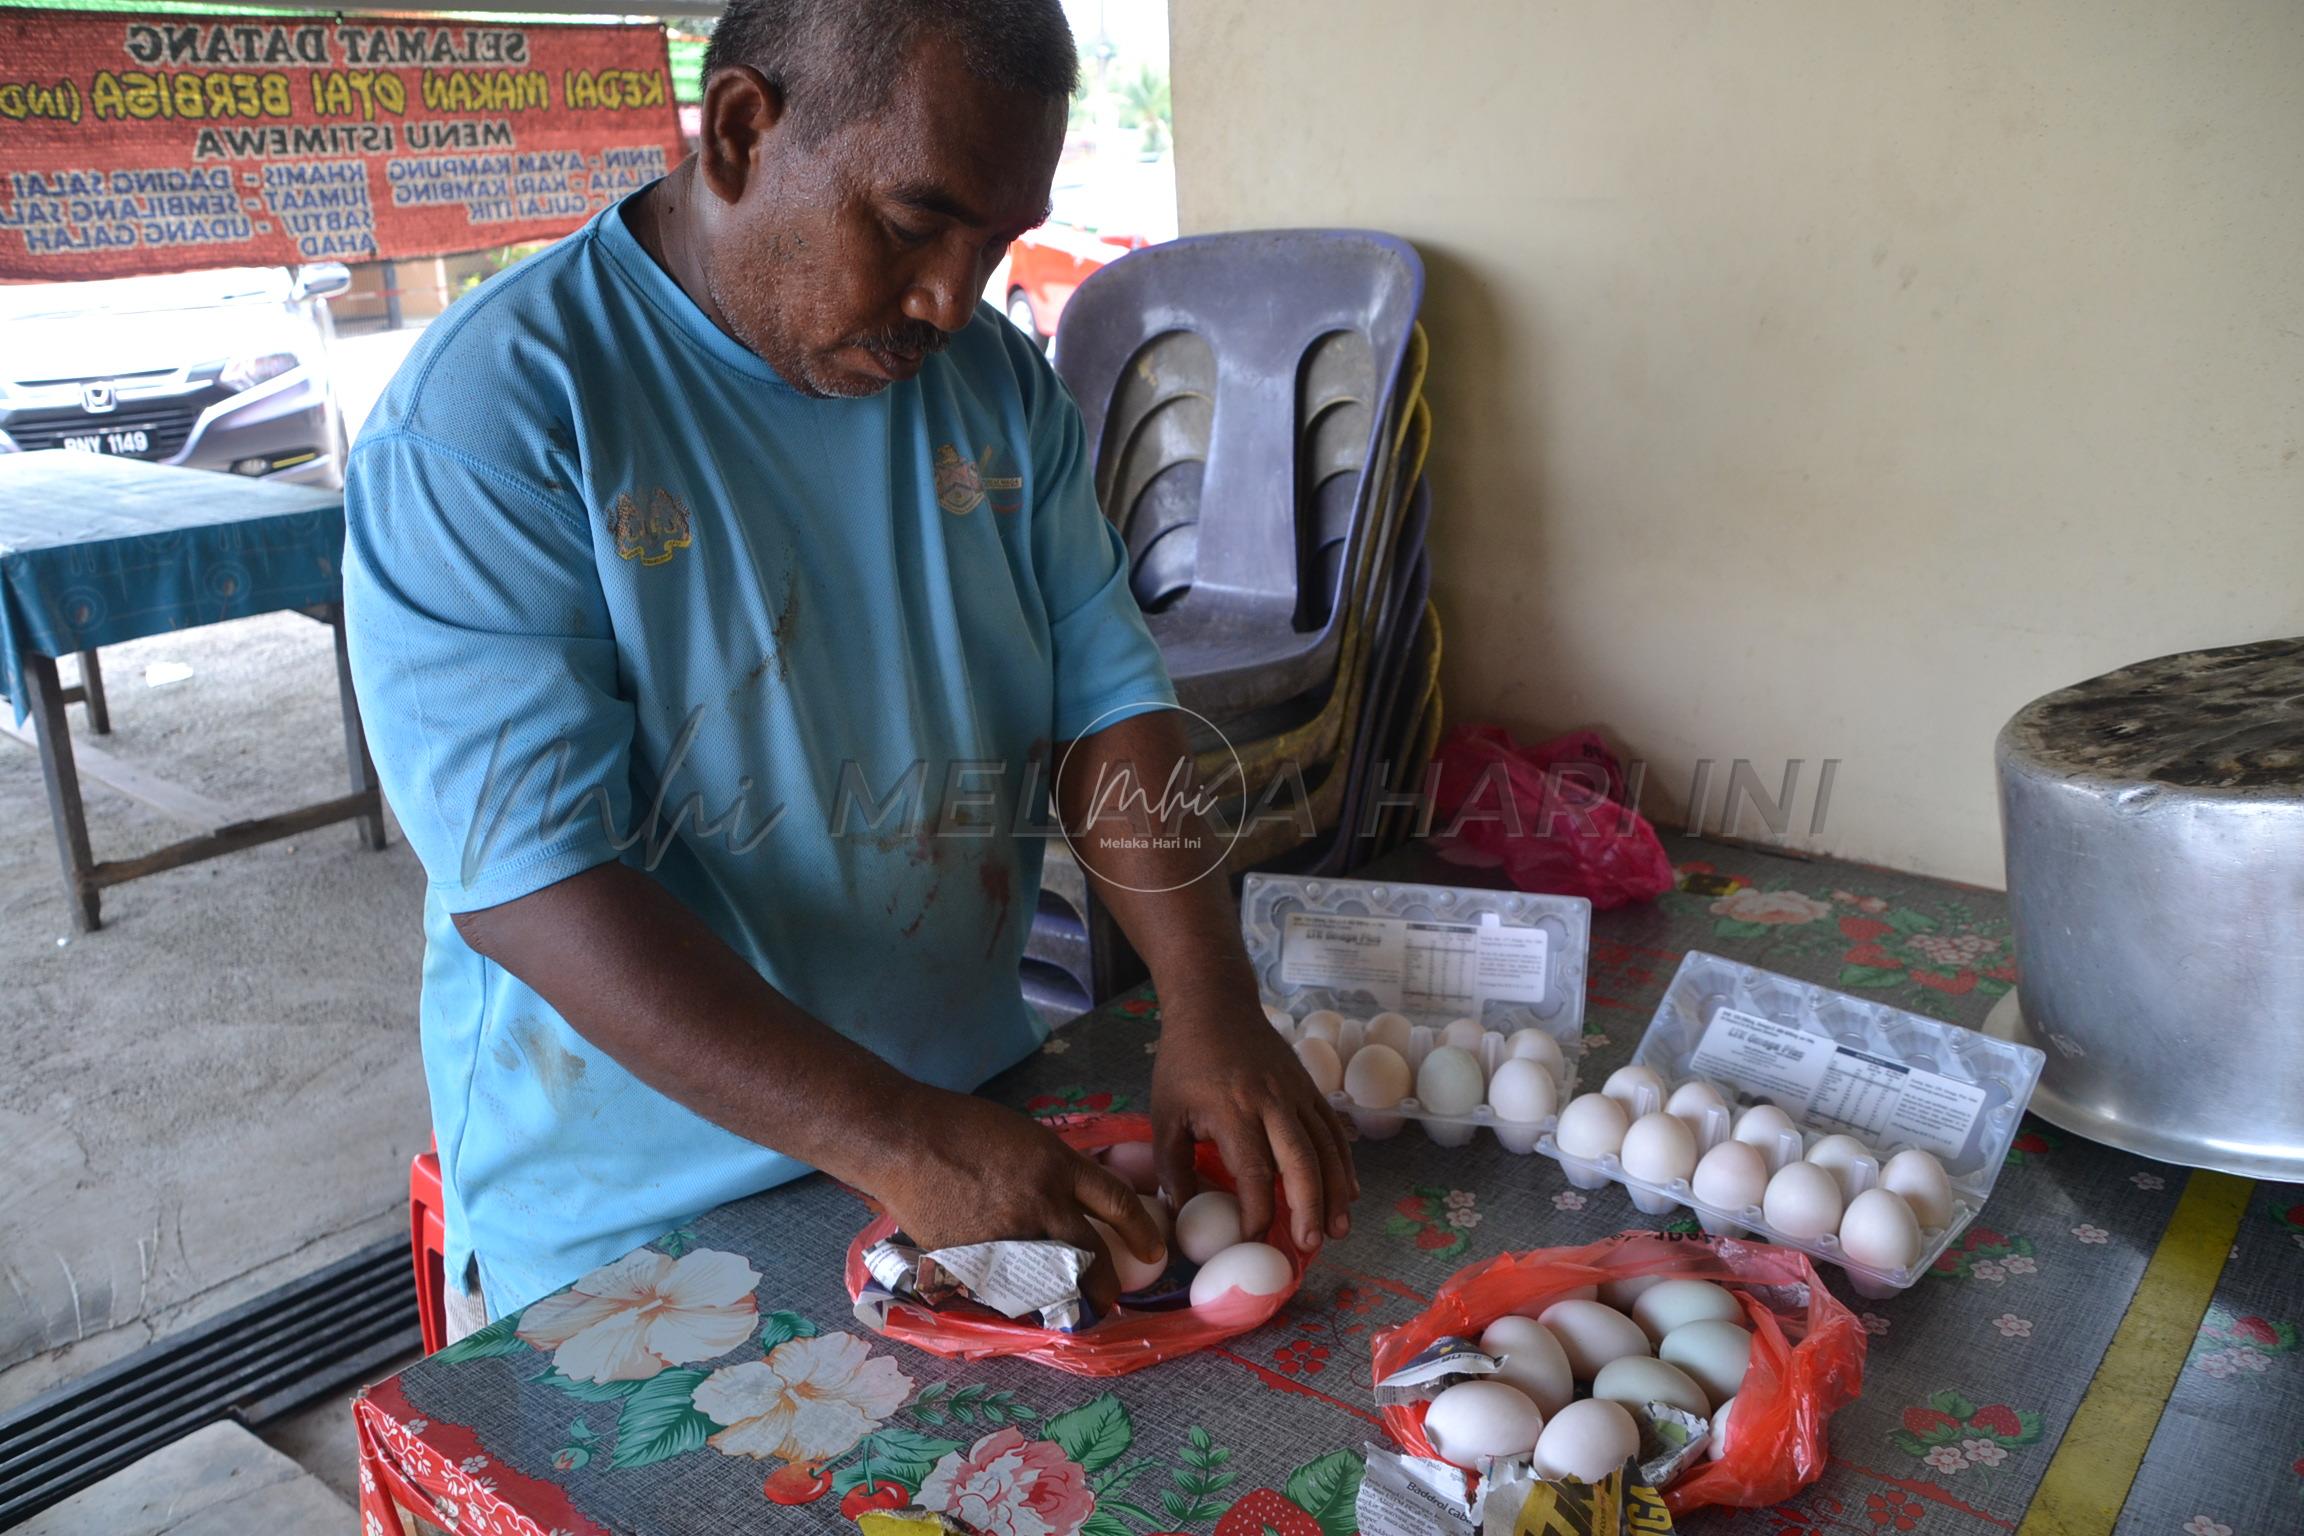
[857,1231,1095,1333]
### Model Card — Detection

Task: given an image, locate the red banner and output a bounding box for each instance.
[0,8,682,280]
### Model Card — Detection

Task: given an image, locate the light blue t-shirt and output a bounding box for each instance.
[344,192,1173,1313]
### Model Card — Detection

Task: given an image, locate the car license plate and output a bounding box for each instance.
[61,427,153,457]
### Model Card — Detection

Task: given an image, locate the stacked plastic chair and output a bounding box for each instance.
[1021,231,1441,1024]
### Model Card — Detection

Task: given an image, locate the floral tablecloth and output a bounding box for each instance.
[354,834,2301,1535]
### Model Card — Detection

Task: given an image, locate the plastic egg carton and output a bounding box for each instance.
[1536,952,2045,1297]
[1239,874,1592,1153]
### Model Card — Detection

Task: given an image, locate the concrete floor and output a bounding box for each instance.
[0,611,432,1412]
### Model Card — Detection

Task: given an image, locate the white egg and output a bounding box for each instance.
[1553,1092,1631,1160]
[1659,1319,1752,1408]
[1415,1045,1486,1115]
[1090,1217,1168,1293]
[1504,1029,1564,1074]
[1262,1004,1295,1031]
[1535,1299,1652,1379]
[1881,1148,1957,1230]
[1174,1191,1245,1263]
[1099,1140,1162,1194]
[1732,1103,1801,1151]
[1762,1161,1846,1239]
[1707,1394,1738,1461]
[1602,1064,1667,1116]
[1619,1112,1699,1186]
[1365,1011,1416,1058]
[1590,1355,1712,1420]
[1839,1188,1926,1272]
[1486,1058,1558,1123]
[1691,1140,1771,1211]
[1597,1273,1668,1311]
[1343,1042,1412,1108]
[1293,1037,1343,1094]
[1187,1242,1293,1307]
[1805,1133,1877,1199]
[1441,1017,1488,1052]
[1299,1009,1345,1044]
[1423,1380,1545,1469]
[1531,1399,1640,1484]
[1665,1080,1728,1127]
[1477,1315,1575,1416]
[1630,1279,1745,1342]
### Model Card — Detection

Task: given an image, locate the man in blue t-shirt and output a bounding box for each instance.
[345,0,1354,1323]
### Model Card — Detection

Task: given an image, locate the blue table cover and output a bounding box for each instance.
[0,451,346,724]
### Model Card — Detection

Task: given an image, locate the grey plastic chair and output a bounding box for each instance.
[1055,230,1425,718]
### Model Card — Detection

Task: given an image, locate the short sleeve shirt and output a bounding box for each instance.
[343,191,1174,1311]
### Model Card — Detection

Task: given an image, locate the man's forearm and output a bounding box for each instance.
[1053,709,1258,1012]
[452,861,932,1191]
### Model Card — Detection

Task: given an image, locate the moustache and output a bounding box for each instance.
[851,323,951,363]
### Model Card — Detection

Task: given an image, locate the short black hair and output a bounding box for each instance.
[703,0,1079,145]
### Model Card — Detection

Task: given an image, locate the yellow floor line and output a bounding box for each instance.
[2016,1168,2254,1536]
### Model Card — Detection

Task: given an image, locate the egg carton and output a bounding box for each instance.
[1537,952,2045,1297]
[1240,874,1592,1152]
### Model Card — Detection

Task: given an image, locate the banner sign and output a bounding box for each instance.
[0,8,683,280]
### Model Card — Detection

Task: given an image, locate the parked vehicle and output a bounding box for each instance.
[0,264,352,487]
[1000,164,1176,346]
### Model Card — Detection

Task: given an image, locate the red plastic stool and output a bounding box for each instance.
[409,1149,448,1355]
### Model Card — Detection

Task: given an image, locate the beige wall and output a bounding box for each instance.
[1171,0,2304,885]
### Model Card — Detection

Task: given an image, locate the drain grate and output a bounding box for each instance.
[0,1235,419,1527]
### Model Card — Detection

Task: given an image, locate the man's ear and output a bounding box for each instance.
[697,64,782,206]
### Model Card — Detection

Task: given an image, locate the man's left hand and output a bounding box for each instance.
[1149,995,1358,1252]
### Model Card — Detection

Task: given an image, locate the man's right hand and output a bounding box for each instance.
[874,1088,1168,1313]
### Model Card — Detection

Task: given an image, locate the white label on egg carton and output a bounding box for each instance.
[1279,912,1548,1014]
[1688,1007,1990,1160]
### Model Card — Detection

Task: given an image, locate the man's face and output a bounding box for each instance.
[697,44,1068,398]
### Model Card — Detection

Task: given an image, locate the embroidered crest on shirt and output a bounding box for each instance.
[934,443,986,516]
[610,487,694,566]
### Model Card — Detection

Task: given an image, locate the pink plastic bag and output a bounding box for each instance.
[1429,724,1674,908]
[843,1113,1310,1378]
[1369,1231,1866,1517]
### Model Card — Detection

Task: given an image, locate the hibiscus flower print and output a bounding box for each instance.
[694,1332,912,1463]
[1864,1492,1921,1530]
[1924,1445,1968,1473]
[516,1248,761,1384]
[2072,1224,2110,1244]
[916,1426,1094,1536]
[1993,1314,2032,1338]
[2182,1518,2232,1536]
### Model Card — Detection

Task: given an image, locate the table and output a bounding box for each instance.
[352,836,2303,1534]
[0,451,384,931]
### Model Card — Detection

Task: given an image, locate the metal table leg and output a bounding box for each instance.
[25,652,102,933]
[330,604,387,851]
[77,649,110,734]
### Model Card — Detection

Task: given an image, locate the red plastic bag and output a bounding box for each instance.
[843,1113,1310,1378]
[1368,1231,1865,1517]
[1429,724,1674,908]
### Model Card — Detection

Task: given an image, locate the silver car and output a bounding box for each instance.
[0,264,351,488]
